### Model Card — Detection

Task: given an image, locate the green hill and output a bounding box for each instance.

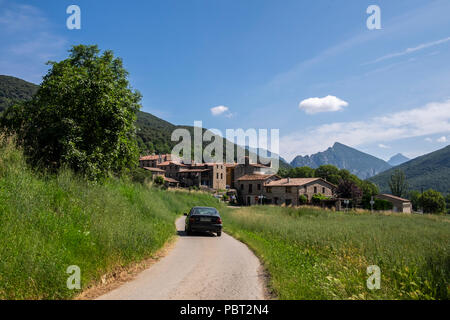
[369,145,450,194]
[0,75,39,113]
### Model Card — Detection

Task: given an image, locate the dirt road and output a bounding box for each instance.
[97,216,266,300]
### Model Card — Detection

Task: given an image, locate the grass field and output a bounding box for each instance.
[221,206,449,300]
[0,137,220,299]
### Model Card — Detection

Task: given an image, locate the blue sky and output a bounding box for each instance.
[1,0,449,161]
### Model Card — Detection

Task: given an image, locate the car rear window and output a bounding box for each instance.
[192,208,218,216]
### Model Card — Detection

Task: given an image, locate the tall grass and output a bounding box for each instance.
[0,137,220,299]
[221,206,449,300]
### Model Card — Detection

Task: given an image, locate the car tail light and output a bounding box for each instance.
[217,218,222,224]
[189,217,195,223]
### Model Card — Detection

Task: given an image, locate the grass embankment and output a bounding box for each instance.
[0,138,219,299]
[221,206,449,300]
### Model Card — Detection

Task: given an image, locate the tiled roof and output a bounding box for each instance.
[250,163,271,168]
[179,169,211,173]
[237,174,277,181]
[164,177,179,183]
[376,194,411,202]
[143,167,165,173]
[140,154,175,161]
[266,178,321,187]
[157,161,187,167]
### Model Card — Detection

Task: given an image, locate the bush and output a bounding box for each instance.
[373,198,393,211]
[421,189,446,214]
[299,195,308,205]
[127,167,152,184]
[311,193,329,205]
[154,175,165,186]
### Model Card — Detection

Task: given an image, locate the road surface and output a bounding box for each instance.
[97,216,266,300]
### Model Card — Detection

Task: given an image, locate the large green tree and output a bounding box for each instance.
[389,169,407,197]
[421,189,446,214]
[1,45,141,180]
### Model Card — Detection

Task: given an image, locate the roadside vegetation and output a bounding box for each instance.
[0,137,220,299]
[221,205,449,300]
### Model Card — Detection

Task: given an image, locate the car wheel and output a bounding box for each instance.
[217,231,222,237]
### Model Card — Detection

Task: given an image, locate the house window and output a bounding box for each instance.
[241,184,244,190]
[221,173,223,179]
[266,187,272,193]
[249,184,253,193]
[257,184,261,191]
[314,186,317,193]
[286,187,292,193]
[217,173,219,179]
[322,187,326,193]
[304,186,307,192]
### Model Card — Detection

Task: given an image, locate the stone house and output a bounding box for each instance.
[264,178,337,206]
[237,174,281,206]
[375,194,412,213]
[139,154,179,168]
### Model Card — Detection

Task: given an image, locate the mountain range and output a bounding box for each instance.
[290,142,392,179]
[369,145,450,194]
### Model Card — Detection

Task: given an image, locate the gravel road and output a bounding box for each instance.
[97,216,266,300]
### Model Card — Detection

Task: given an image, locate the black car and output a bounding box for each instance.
[184,207,223,237]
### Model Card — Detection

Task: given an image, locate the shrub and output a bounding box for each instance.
[299,195,308,205]
[154,175,165,186]
[421,189,446,214]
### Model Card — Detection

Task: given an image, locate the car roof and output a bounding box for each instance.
[192,206,217,210]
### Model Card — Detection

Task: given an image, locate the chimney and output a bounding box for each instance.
[244,156,250,166]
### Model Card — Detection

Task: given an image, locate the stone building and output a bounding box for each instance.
[236,174,281,206]
[264,178,336,206]
[375,194,412,213]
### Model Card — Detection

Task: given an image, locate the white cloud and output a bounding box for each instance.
[378,144,390,149]
[211,105,230,116]
[365,36,450,65]
[281,99,450,161]
[437,136,447,143]
[298,95,348,114]
[425,137,433,142]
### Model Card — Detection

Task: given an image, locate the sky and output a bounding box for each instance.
[1,0,449,162]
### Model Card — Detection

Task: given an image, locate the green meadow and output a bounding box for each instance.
[221,206,449,300]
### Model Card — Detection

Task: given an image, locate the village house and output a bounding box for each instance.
[375,194,412,213]
[237,174,281,206]
[139,154,226,189]
[264,178,336,206]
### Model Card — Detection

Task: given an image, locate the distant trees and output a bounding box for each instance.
[1,45,141,180]
[389,169,407,197]
[337,179,362,204]
[408,189,446,214]
[420,189,446,214]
